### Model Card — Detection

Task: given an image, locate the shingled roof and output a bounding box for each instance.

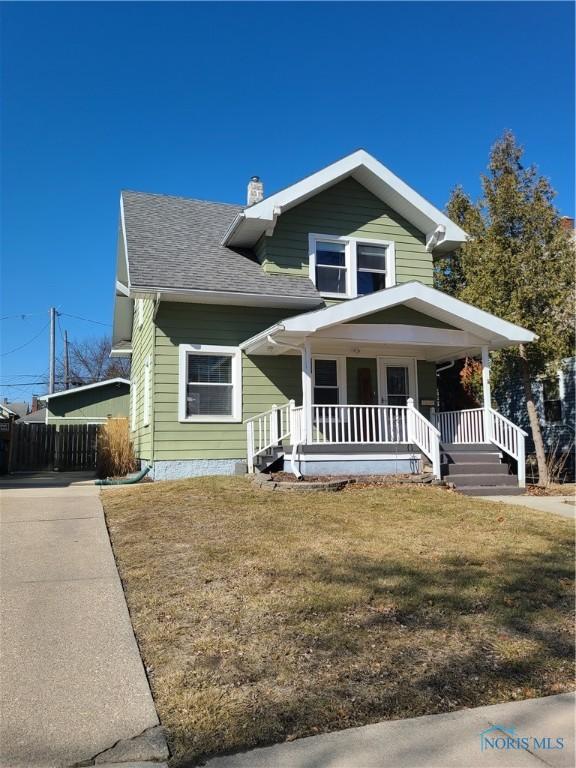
[121,191,321,301]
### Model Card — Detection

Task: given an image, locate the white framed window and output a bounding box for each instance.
[309,233,395,299]
[131,379,137,432]
[312,356,346,405]
[178,344,242,423]
[143,355,151,427]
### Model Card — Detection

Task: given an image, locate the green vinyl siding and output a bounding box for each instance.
[153,302,302,460]
[46,383,130,423]
[416,360,438,419]
[257,177,432,285]
[131,298,155,460]
[347,306,456,329]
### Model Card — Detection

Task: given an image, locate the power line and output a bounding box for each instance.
[0,320,50,357]
[0,312,45,321]
[59,312,111,327]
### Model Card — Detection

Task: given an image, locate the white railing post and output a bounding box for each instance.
[431,437,441,481]
[270,404,278,446]
[407,397,416,444]
[517,435,526,488]
[246,421,254,473]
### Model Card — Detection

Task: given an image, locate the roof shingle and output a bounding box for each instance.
[121,191,321,301]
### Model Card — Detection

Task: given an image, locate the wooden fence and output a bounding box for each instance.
[9,423,99,471]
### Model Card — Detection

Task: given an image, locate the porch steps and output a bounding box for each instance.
[441,443,523,496]
[254,446,284,473]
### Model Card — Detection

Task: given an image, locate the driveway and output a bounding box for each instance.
[0,473,168,767]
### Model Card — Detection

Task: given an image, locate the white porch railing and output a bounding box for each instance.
[245,401,293,473]
[434,407,528,488]
[488,407,528,488]
[247,399,441,479]
[435,408,485,444]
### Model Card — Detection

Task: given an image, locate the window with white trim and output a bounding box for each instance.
[143,355,151,426]
[179,345,242,422]
[313,357,345,405]
[309,234,394,298]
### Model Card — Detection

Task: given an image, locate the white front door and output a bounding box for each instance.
[378,358,416,406]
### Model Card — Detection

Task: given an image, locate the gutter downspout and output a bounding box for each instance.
[436,360,455,375]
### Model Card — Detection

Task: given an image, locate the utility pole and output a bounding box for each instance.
[64,330,70,390]
[49,307,56,394]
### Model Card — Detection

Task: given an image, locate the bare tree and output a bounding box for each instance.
[56,336,130,388]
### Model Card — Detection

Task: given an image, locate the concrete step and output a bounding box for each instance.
[451,474,518,487]
[442,452,502,464]
[460,486,524,496]
[443,463,509,476]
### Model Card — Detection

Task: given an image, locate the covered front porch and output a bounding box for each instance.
[242,282,535,487]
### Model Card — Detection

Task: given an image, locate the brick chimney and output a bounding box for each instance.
[31,395,39,413]
[247,176,264,206]
[560,216,575,231]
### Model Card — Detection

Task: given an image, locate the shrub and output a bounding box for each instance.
[97,417,136,478]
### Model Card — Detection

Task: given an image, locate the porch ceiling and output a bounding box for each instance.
[240,282,537,362]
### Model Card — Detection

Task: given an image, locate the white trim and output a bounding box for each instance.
[46,416,109,422]
[280,282,536,342]
[308,233,396,299]
[314,324,485,346]
[131,379,137,432]
[294,452,420,461]
[129,286,321,309]
[40,378,130,400]
[224,150,468,251]
[178,344,242,423]
[143,355,151,427]
[137,298,144,328]
[120,194,131,286]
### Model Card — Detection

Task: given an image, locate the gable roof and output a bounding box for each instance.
[224,150,468,253]
[40,378,130,401]
[120,191,322,303]
[241,281,537,356]
[3,401,28,418]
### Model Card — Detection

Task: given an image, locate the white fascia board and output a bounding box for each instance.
[129,287,322,309]
[224,150,468,250]
[280,282,537,343]
[110,347,133,358]
[41,378,131,401]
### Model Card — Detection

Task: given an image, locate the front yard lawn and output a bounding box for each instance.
[102,478,575,766]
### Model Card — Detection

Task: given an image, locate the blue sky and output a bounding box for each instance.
[1,1,574,403]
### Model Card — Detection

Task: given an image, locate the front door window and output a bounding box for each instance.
[386,366,409,406]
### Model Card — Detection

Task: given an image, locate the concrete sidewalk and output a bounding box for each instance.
[0,473,168,768]
[204,693,575,768]
[482,494,575,519]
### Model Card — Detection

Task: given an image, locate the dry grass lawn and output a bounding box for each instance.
[102,478,575,766]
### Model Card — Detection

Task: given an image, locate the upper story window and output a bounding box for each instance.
[309,234,395,299]
[178,344,242,423]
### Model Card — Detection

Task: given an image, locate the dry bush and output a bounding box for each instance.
[97,417,136,478]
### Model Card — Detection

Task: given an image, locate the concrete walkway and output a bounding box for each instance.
[482,494,575,519]
[204,693,575,768]
[0,473,168,768]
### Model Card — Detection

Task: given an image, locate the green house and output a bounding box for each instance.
[41,379,130,425]
[111,151,535,491]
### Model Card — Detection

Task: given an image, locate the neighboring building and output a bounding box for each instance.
[20,407,48,424]
[1,400,28,419]
[495,358,575,482]
[40,379,130,425]
[0,403,18,474]
[110,150,536,491]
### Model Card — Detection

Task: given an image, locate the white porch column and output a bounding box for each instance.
[481,346,492,442]
[301,340,312,445]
